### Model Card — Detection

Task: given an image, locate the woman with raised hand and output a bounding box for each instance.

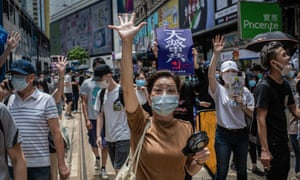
[108,13,210,180]
[208,35,254,180]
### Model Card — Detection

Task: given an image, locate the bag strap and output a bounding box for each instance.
[99,88,106,112]
[131,120,151,174]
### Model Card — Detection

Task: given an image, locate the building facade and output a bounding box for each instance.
[1,0,50,78]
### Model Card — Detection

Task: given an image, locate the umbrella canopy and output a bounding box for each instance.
[246,31,298,52]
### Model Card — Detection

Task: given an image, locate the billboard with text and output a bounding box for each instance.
[50,0,112,56]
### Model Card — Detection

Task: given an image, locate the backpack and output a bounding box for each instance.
[99,86,124,112]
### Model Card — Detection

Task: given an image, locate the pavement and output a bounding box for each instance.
[61,109,298,180]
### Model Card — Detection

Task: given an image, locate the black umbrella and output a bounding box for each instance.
[246,31,298,52]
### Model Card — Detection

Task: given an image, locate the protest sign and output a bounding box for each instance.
[156,28,194,75]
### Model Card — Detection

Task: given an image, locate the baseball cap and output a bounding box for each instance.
[93,64,112,81]
[7,59,36,75]
[220,60,238,72]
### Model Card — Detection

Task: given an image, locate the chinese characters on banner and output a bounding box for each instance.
[156,28,194,75]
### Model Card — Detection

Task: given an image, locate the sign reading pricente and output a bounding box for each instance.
[239,1,282,40]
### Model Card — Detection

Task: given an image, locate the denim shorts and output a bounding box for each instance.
[107,140,130,169]
[87,119,106,148]
[56,103,62,115]
[9,166,50,180]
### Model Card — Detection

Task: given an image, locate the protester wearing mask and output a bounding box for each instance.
[208,35,254,180]
[94,64,131,174]
[108,13,210,180]
[134,71,152,115]
[254,41,300,180]
[251,64,266,84]
[6,59,70,180]
[79,58,109,179]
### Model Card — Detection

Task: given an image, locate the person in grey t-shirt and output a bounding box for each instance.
[0,80,26,180]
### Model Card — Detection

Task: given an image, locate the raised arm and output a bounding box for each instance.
[108,13,146,113]
[0,31,20,68]
[53,56,68,103]
[208,35,224,94]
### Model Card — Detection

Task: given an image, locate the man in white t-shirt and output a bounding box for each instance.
[94,64,130,173]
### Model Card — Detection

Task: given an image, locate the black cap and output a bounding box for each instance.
[93,57,105,68]
[93,64,112,81]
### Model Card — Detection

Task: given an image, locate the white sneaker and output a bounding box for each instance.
[94,159,100,170]
[100,168,109,179]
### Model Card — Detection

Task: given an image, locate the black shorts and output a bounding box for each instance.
[64,93,73,103]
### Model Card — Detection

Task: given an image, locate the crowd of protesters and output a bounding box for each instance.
[1,14,300,180]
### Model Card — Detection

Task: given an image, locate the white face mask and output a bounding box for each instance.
[222,72,237,84]
[281,64,292,76]
[97,80,109,88]
[11,75,29,91]
[272,61,292,76]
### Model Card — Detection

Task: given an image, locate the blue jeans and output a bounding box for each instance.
[214,126,248,180]
[290,134,300,173]
[9,166,50,180]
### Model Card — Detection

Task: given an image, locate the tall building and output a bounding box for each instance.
[21,0,50,37]
[50,0,80,16]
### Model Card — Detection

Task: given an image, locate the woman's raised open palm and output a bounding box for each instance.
[108,13,146,43]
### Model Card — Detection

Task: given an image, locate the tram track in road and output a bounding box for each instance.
[79,108,88,180]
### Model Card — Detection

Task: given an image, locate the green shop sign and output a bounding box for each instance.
[239,1,282,40]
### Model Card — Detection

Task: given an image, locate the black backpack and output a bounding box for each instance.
[99,86,124,112]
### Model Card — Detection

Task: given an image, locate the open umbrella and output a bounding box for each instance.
[246,31,298,52]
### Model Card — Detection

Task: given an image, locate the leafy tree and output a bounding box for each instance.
[67,46,89,64]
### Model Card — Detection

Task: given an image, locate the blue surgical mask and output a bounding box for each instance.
[136,79,146,87]
[257,73,263,79]
[287,71,295,78]
[11,75,29,91]
[151,94,179,116]
[248,80,256,88]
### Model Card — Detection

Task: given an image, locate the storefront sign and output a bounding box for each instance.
[179,0,215,32]
[215,0,238,25]
[239,1,282,40]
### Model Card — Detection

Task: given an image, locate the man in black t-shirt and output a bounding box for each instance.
[255,41,299,180]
